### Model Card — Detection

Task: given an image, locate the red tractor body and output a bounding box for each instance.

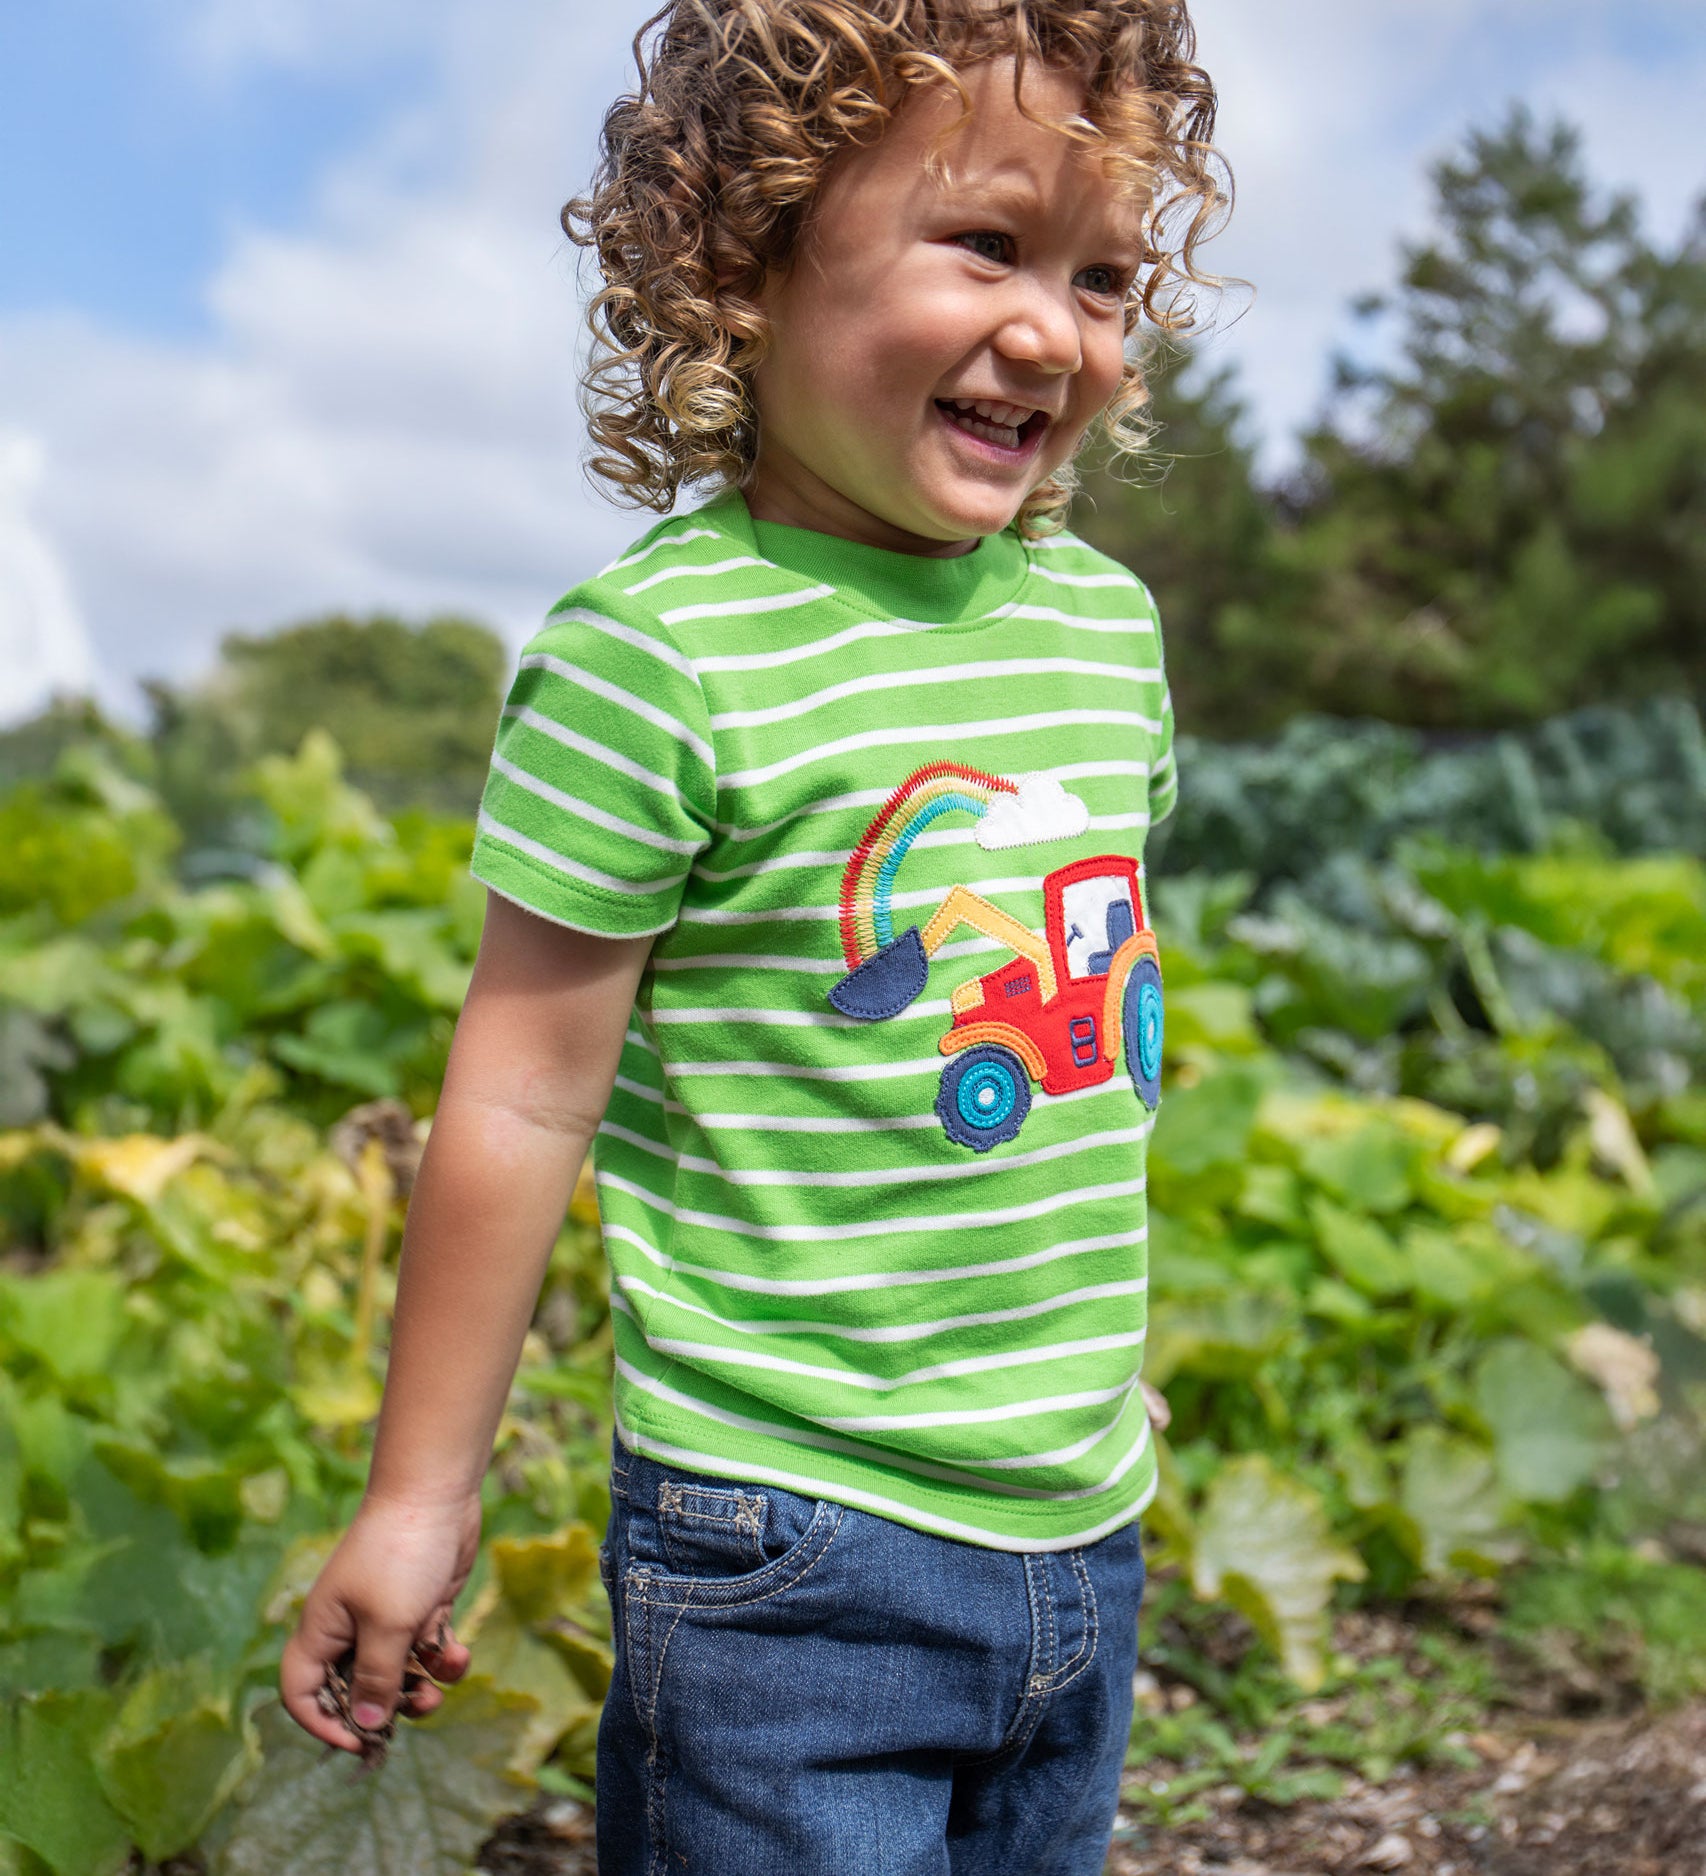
[941,854,1159,1099]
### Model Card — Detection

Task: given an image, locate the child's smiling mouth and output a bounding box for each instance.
[934,396,1050,458]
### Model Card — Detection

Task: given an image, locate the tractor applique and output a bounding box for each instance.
[827,763,1164,1153]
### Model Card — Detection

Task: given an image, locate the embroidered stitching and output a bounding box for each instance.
[824,763,1165,1147]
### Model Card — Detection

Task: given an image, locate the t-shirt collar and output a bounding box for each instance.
[699,487,1028,627]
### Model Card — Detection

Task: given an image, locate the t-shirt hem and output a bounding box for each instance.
[614,1390,1156,1554]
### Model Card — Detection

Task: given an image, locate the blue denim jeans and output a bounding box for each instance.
[596,1437,1146,1875]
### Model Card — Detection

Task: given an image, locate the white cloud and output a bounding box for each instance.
[1,0,1699,714]
[976,774,1091,851]
[0,3,646,714]
[0,431,97,726]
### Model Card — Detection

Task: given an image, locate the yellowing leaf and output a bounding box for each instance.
[1582,1088,1654,1194]
[569,1159,599,1224]
[488,1525,601,1626]
[1446,1121,1503,1174]
[288,1366,381,1429]
[463,1603,596,1767]
[1189,1455,1365,1691]
[73,1132,208,1205]
[1397,1427,1520,1575]
[1565,1323,1661,1433]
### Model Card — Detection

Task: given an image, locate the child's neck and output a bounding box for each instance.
[745,451,981,559]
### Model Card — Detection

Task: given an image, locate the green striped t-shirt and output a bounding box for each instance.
[471,487,1177,1551]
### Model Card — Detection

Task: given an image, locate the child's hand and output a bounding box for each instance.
[279,1493,481,1754]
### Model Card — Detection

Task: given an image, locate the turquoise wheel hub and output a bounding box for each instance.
[1122,956,1164,1112]
[936,1043,1031,1152]
[1136,980,1163,1081]
[957,1059,1018,1128]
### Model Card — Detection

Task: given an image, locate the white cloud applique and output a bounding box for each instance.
[975,774,1091,851]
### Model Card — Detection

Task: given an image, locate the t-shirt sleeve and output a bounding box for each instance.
[1147,599,1179,828]
[470,600,716,938]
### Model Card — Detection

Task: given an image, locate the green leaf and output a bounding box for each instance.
[1142,1291,1295,1389]
[0,1628,102,1699]
[1402,1225,1487,1310]
[271,1003,402,1097]
[1235,1161,1308,1233]
[335,912,472,1012]
[1188,1454,1365,1691]
[0,1692,131,1876]
[208,1680,539,1876]
[90,1440,246,1554]
[1396,1427,1519,1574]
[1150,1065,1266,1177]
[1297,1123,1414,1213]
[1160,982,1261,1053]
[1307,1196,1411,1299]
[0,1833,49,1876]
[94,1661,259,1861]
[0,1272,127,1387]
[1474,1338,1614,1504]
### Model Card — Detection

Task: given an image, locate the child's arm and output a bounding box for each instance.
[279,891,654,1751]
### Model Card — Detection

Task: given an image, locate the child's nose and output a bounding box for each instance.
[994,279,1083,377]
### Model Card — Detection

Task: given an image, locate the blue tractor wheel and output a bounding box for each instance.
[1122,955,1164,1111]
[936,1044,1031,1153]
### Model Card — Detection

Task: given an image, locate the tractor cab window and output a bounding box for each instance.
[1060,875,1137,980]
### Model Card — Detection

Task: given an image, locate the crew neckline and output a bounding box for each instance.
[700,488,1029,628]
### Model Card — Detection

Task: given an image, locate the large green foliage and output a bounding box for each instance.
[1,734,1702,1870]
[1151,696,1706,891]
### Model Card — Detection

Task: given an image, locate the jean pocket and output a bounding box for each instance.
[629,1479,843,1611]
[657,1477,771,1579]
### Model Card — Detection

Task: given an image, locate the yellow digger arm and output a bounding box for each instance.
[921,885,1058,1003]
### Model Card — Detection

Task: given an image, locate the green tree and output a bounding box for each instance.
[1288,105,1706,726]
[151,613,508,825]
[1075,345,1302,737]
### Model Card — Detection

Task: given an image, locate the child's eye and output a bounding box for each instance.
[1076,264,1127,298]
[956,230,1014,264]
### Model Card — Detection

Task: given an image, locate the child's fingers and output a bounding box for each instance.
[414,1612,472,1684]
[399,1679,445,1718]
[280,1621,366,1753]
[344,1621,419,1732]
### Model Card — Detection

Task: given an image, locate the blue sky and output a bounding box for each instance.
[0,8,435,338]
[1,1,1701,723]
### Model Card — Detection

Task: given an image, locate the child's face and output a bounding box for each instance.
[748,59,1145,555]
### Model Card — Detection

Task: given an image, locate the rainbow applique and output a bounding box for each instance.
[837,762,1018,976]
[826,761,1165,1147]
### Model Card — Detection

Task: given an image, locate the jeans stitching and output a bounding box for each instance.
[657,1481,766,1524]
[627,1507,841,1870]
[959,1555,1048,1769]
[645,1596,692,1876]
[1041,1548,1100,1693]
[629,1500,844,1611]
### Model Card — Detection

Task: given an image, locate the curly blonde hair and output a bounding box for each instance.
[565,0,1229,535]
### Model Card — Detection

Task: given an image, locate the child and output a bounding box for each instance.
[282,2,1226,1869]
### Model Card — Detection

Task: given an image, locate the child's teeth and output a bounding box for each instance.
[942,398,1034,446]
